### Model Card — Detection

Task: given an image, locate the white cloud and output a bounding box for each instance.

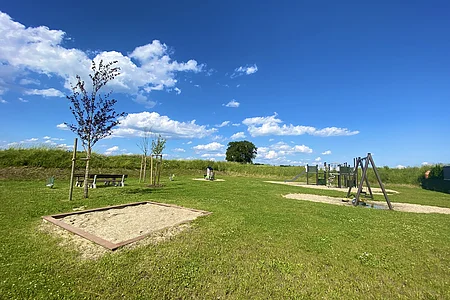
[23,138,38,142]
[187,141,192,145]
[43,136,51,140]
[230,132,246,140]
[0,99,7,104]
[18,97,28,102]
[265,150,278,159]
[56,143,71,150]
[105,146,119,155]
[113,111,216,139]
[231,64,258,78]
[174,87,181,95]
[216,121,230,128]
[173,148,186,152]
[224,100,240,108]
[271,142,312,154]
[19,78,40,85]
[56,123,69,130]
[421,162,432,166]
[200,153,226,158]
[134,93,157,108]
[0,12,203,103]
[396,165,406,169]
[292,145,313,153]
[322,150,332,155]
[256,142,313,164]
[24,88,64,97]
[232,123,240,127]
[242,113,359,137]
[193,142,224,152]
[44,140,56,145]
[211,135,225,141]
[315,157,322,162]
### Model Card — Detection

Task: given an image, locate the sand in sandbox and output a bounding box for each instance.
[60,203,208,243]
[283,193,450,214]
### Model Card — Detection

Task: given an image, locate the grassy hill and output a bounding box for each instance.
[0,147,435,185]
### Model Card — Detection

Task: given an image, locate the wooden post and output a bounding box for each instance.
[368,153,393,210]
[306,164,309,185]
[353,157,369,206]
[68,138,77,201]
[363,159,374,199]
[315,165,318,185]
[347,158,360,198]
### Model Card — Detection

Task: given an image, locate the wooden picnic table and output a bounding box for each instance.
[75,174,128,188]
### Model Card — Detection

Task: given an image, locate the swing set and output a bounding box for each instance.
[346,153,393,210]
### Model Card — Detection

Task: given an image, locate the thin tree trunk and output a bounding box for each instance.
[157,157,162,185]
[83,148,91,198]
[143,156,147,182]
[150,155,154,185]
[139,155,144,183]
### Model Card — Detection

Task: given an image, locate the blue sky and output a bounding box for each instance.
[0,1,449,168]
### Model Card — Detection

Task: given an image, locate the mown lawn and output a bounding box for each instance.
[1,175,449,299]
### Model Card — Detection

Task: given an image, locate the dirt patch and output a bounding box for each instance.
[192,178,225,182]
[42,202,210,258]
[266,181,399,195]
[283,193,450,214]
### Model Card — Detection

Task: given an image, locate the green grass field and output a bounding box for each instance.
[1,175,449,299]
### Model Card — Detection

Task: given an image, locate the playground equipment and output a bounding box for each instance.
[297,162,357,188]
[346,153,393,210]
[204,166,215,180]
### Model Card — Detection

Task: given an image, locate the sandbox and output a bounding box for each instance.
[43,201,211,250]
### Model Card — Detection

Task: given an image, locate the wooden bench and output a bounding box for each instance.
[75,174,128,188]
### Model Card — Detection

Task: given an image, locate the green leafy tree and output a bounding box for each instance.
[66,60,125,198]
[226,141,257,164]
[152,134,166,155]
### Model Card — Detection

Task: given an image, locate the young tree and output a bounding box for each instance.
[137,129,151,183]
[66,60,125,198]
[152,134,166,156]
[226,141,257,164]
[150,134,166,186]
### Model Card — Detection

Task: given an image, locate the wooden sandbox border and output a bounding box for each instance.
[42,201,211,251]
